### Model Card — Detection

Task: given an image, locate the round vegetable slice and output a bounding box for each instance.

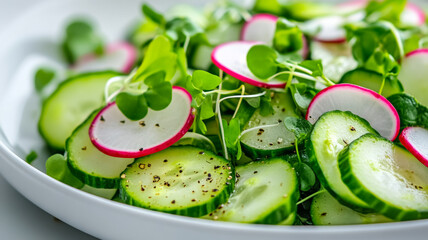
[73,42,137,73]
[339,134,428,221]
[306,84,400,141]
[89,86,194,158]
[399,126,428,168]
[119,146,234,217]
[211,41,285,89]
[207,158,298,224]
[240,14,308,58]
[39,71,121,150]
[306,111,376,212]
[397,49,428,107]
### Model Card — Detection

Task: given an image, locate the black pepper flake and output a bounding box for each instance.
[212,189,218,192]
[350,126,356,131]
[281,108,286,112]
[163,159,168,163]
[210,157,214,160]
[81,146,87,151]
[100,116,105,121]
[148,164,151,167]
[257,129,265,136]
[269,143,273,146]
[321,212,327,216]
[138,163,145,169]
[254,171,258,174]
[153,175,161,183]
[211,195,215,197]
[343,139,348,145]
[202,190,208,193]
[120,120,125,124]
[236,173,240,178]
[207,173,212,178]
[179,170,183,173]
[206,178,212,181]
[191,199,196,202]
[171,200,176,204]
[139,121,146,126]
[139,148,144,151]
[141,186,145,191]
[214,166,220,170]
[155,123,160,127]
[199,151,205,155]
[164,181,171,187]
[278,119,283,123]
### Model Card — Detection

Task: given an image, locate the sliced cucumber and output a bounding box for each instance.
[311,191,393,225]
[189,45,214,71]
[340,68,403,98]
[306,111,378,212]
[173,132,217,153]
[339,134,428,221]
[119,146,234,217]
[241,92,298,158]
[207,158,299,224]
[39,71,120,150]
[310,41,357,82]
[67,111,134,189]
[80,185,118,200]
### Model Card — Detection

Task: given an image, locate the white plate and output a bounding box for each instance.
[0,0,427,239]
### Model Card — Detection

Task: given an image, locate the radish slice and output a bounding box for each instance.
[307,15,349,43]
[89,86,194,158]
[211,41,286,89]
[73,42,137,73]
[306,84,400,141]
[399,127,428,168]
[241,14,278,44]
[402,3,426,26]
[398,49,428,107]
[240,14,309,59]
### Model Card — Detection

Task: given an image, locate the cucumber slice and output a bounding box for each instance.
[241,92,298,158]
[119,146,234,217]
[189,45,214,71]
[339,134,428,221]
[311,191,393,225]
[80,185,118,200]
[278,211,297,225]
[39,71,120,150]
[340,68,403,98]
[306,111,378,212]
[310,41,357,82]
[67,111,134,188]
[207,158,299,224]
[173,132,217,153]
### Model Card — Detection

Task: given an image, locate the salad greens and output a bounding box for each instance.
[35,0,428,226]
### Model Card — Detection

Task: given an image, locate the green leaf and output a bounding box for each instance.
[388,93,428,132]
[365,0,406,25]
[295,162,316,192]
[192,70,222,90]
[244,97,260,108]
[283,116,312,142]
[142,4,166,26]
[247,45,278,80]
[25,151,38,164]
[116,92,148,121]
[260,91,275,116]
[222,118,242,160]
[273,18,303,54]
[165,17,206,45]
[200,95,215,120]
[144,81,172,111]
[46,154,84,189]
[289,83,317,112]
[34,68,55,93]
[62,20,104,64]
[299,60,324,78]
[133,35,177,82]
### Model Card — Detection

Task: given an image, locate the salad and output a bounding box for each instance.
[33,0,428,226]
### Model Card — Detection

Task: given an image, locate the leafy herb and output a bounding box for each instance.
[388,93,428,132]
[142,4,166,26]
[62,20,104,64]
[46,154,84,188]
[222,118,242,160]
[34,68,55,93]
[284,117,312,142]
[25,151,38,164]
[365,0,406,25]
[273,18,303,54]
[116,92,149,121]
[289,83,318,113]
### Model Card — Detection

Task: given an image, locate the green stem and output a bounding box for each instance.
[295,139,301,164]
[378,76,386,95]
[296,189,327,205]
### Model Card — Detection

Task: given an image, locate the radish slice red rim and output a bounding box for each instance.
[73,42,137,73]
[240,14,309,59]
[89,86,194,158]
[398,49,428,107]
[399,127,428,168]
[212,41,286,89]
[306,84,400,141]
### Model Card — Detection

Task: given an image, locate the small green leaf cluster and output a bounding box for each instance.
[388,93,428,134]
[62,20,104,64]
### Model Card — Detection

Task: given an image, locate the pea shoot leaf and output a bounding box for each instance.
[34,68,55,93]
[294,162,316,192]
[283,116,312,143]
[46,154,84,188]
[365,0,406,25]
[144,81,172,111]
[116,92,148,121]
[247,44,278,80]
[25,151,38,164]
[192,70,222,90]
[222,118,242,160]
[273,18,303,54]
[142,4,166,26]
[62,20,104,64]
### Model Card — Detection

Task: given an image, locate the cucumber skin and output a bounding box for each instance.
[38,71,122,151]
[241,142,295,159]
[338,134,428,221]
[119,148,235,218]
[305,111,375,213]
[66,109,130,189]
